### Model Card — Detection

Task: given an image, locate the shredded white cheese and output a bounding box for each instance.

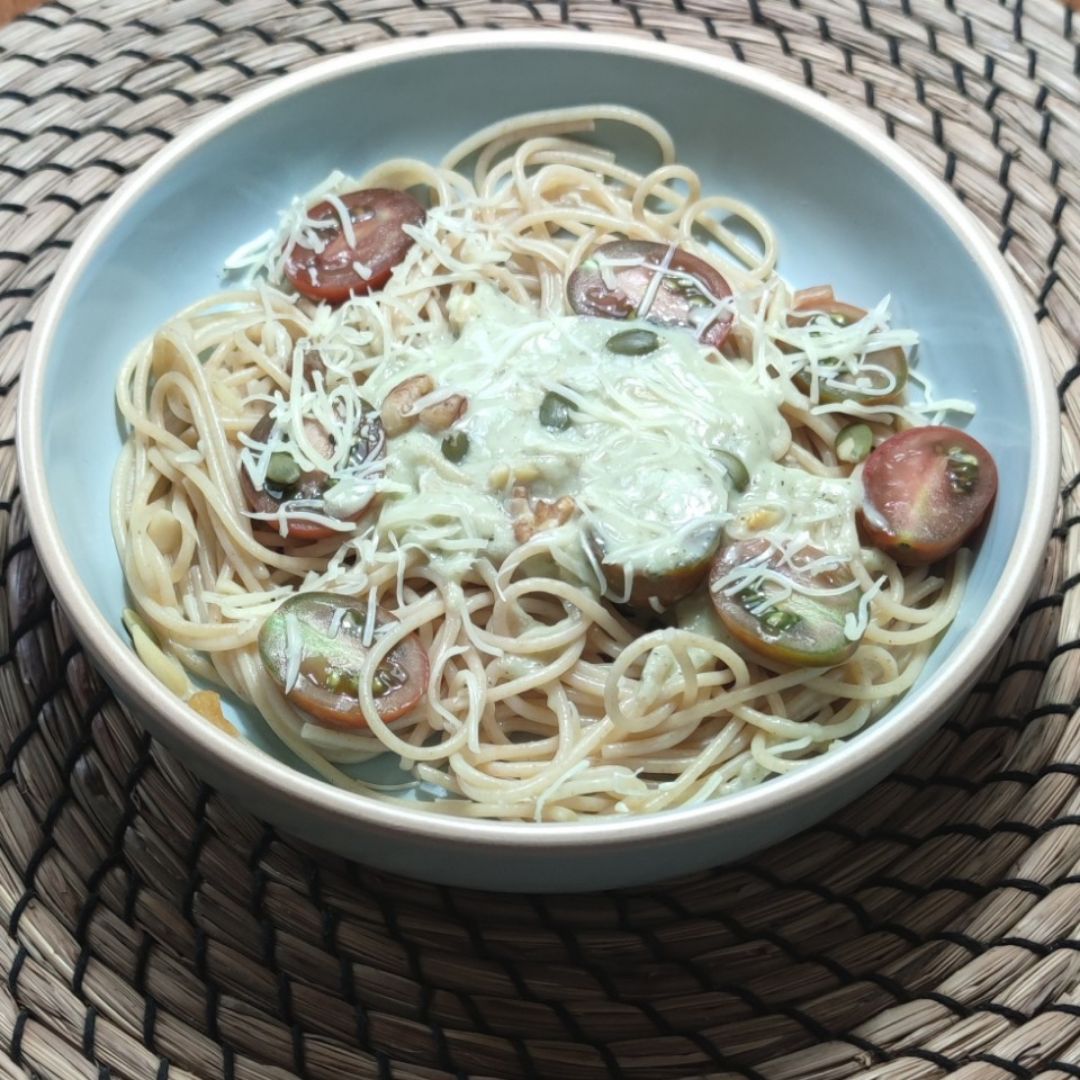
[283,612,304,694]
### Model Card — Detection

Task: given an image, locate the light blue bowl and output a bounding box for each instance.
[18,31,1058,892]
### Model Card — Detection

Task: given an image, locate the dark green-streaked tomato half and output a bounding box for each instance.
[241,407,384,542]
[259,592,428,729]
[588,520,724,612]
[786,285,907,406]
[709,538,862,667]
[858,426,997,566]
[567,240,733,349]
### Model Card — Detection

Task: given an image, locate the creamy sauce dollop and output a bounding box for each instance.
[362,288,860,589]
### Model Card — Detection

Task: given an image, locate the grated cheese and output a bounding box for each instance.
[283,612,304,694]
[631,243,676,321]
[222,228,276,273]
[362,586,378,648]
[843,574,888,641]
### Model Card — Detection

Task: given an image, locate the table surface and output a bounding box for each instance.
[0,0,39,23]
[0,2,1078,1080]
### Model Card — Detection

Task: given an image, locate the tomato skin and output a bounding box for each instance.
[241,409,384,542]
[259,594,428,729]
[858,426,997,566]
[709,539,862,668]
[786,292,908,406]
[284,189,426,304]
[588,523,721,611]
[567,240,733,348]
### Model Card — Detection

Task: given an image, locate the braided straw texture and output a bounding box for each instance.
[0,1,1078,1077]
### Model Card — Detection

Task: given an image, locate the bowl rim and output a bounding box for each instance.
[17,28,1060,852]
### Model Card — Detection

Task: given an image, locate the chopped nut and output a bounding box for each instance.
[381,374,434,437]
[513,463,540,484]
[509,485,530,539]
[511,485,577,543]
[745,507,783,531]
[419,393,468,432]
[488,465,511,489]
[537,496,576,529]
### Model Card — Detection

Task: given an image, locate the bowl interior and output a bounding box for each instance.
[40,42,1036,794]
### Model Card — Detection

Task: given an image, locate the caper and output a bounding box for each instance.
[761,609,801,633]
[265,451,302,487]
[370,671,389,697]
[607,328,661,356]
[946,449,980,494]
[539,391,577,432]
[441,431,470,463]
[713,449,750,492]
[836,423,873,464]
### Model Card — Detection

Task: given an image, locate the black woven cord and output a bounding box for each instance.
[530,891,769,1079]
[249,826,311,1079]
[82,1004,98,1061]
[7,945,27,997]
[307,860,376,1057]
[369,880,465,1077]
[9,1009,29,1067]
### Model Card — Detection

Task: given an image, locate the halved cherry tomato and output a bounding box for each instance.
[259,593,428,729]
[588,521,722,611]
[241,407,385,542]
[709,539,862,667]
[858,426,997,566]
[284,189,426,304]
[567,240,733,348]
[786,286,907,405]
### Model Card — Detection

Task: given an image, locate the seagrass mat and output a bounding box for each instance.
[1,1,1079,1078]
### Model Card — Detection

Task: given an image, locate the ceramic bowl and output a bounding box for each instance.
[17,31,1058,891]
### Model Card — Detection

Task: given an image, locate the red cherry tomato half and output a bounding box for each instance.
[858,426,998,566]
[284,189,426,304]
[709,539,862,668]
[567,240,733,348]
[259,593,428,730]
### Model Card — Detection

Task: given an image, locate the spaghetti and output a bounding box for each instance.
[112,106,992,821]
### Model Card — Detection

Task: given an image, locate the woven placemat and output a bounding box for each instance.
[1,1,1079,1077]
